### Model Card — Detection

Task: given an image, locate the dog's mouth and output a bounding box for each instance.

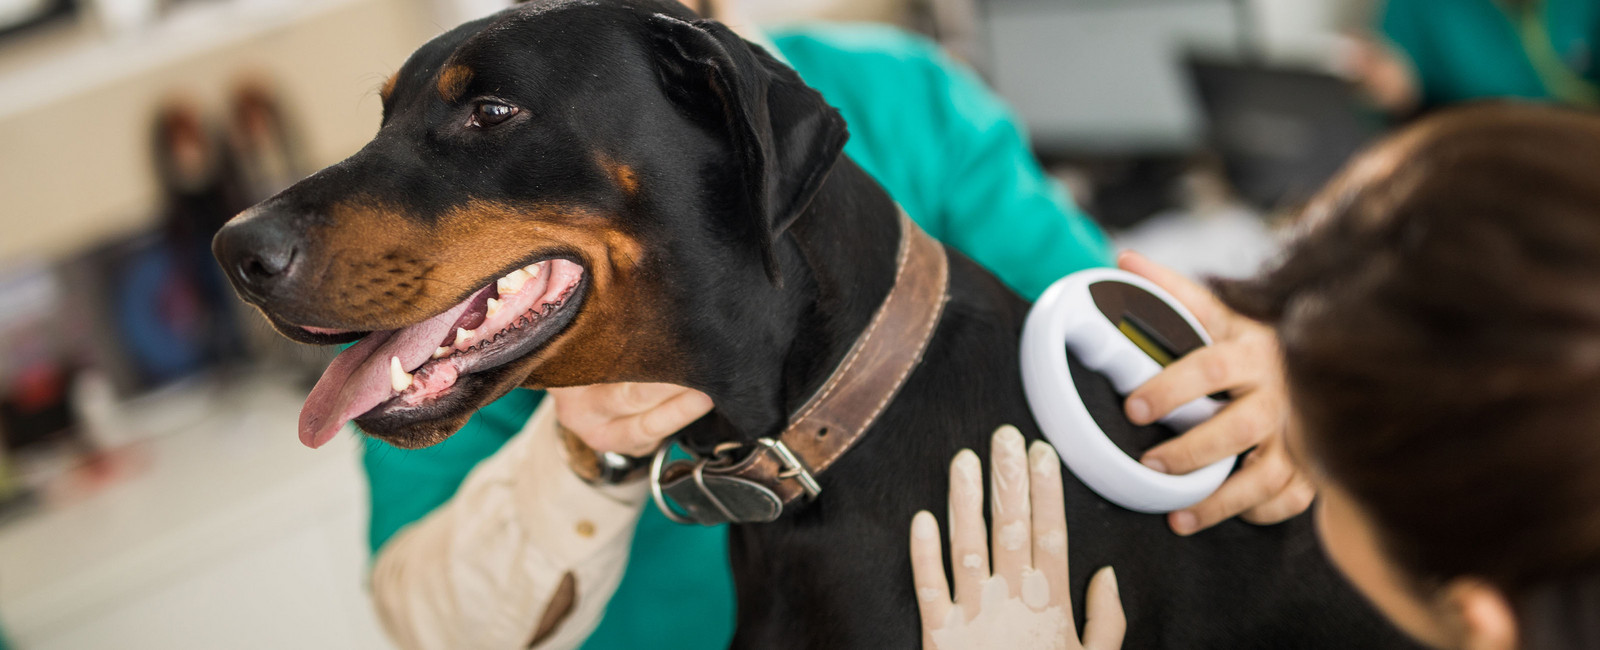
[296,258,587,448]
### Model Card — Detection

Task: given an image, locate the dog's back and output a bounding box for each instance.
[205,0,1422,643]
[720,163,1415,650]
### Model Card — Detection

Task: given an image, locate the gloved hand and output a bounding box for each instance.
[911,425,1125,650]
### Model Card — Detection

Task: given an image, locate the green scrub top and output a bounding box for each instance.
[1381,0,1600,108]
[361,23,1113,649]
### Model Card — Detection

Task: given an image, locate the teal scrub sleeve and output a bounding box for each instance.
[363,388,542,552]
[362,24,1116,650]
[1379,0,1600,108]
[928,50,1114,300]
[584,26,1115,650]
[774,24,1113,301]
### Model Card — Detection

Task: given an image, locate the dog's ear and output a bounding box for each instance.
[648,14,849,285]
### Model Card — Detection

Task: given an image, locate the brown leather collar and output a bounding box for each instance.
[653,211,950,525]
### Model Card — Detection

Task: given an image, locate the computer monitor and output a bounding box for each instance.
[1186,57,1383,210]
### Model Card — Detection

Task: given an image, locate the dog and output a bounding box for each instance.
[212,1,1418,647]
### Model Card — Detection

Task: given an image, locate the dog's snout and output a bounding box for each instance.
[214,212,303,303]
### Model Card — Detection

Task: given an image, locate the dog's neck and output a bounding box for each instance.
[678,159,905,452]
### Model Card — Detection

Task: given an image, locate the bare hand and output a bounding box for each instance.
[911,425,1125,650]
[1117,251,1313,535]
[547,383,714,457]
[1339,33,1420,115]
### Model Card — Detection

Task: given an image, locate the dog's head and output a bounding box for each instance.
[212,0,847,449]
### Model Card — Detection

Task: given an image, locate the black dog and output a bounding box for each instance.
[212,1,1417,647]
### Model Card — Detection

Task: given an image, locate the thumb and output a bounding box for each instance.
[1116,250,1231,338]
[1080,567,1126,650]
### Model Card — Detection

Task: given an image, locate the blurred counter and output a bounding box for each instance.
[0,373,393,650]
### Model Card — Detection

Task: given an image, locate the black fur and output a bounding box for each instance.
[215,1,1420,647]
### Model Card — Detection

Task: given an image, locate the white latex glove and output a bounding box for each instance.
[911,425,1125,650]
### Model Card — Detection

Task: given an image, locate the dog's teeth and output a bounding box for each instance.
[524,262,542,279]
[486,297,503,318]
[497,269,531,295]
[390,356,413,393]
[433,346,451,359]
[455,327,475,347]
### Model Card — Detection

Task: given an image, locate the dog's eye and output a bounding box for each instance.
[468,102,518,128]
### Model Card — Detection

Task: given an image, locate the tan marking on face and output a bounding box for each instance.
[512,220,682,388]
[437,64,473,103]
[380,73,398,104]
[597,154,640,195]
[303,197,679,394]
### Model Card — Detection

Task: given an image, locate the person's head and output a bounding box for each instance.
[1215,103,1600,650]
[152,96,218,193]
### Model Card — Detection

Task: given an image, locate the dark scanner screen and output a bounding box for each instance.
[1064,346,1178,459]
[1074,280,1213,457]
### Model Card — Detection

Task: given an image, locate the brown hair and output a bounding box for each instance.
[1215,103,1600,649]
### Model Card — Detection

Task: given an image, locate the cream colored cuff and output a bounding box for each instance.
[370,397,649,650]
[510,399,649,568]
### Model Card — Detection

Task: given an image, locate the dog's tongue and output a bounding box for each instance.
[297,289,487,448]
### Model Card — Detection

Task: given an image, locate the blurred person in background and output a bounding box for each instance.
[222,78,338,385]
[1349,0,1600,116]
[153,98,251,372]
[227,79,310,203]
[362,0,1301,648]
[919,105,1600,650]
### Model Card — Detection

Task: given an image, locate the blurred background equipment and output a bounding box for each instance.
[980,0,1362,258]
[1186,56,1381,211]
[0,0,71,38]
[985,0,1242,154]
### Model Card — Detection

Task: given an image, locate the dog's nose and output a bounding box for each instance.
[213,212,302,303]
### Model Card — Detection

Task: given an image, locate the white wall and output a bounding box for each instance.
[985,0,1354,153]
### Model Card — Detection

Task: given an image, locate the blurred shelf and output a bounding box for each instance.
[0,0,364,118]
[0,0,432,265]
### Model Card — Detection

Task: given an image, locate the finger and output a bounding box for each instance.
[1117,250,1233,337]
[1140,390,1283,476]
[1124,340,1264,426]
[1027,440,1070,609]
[1241,474,1317,525]
[910,510,954,640]
[989,426,1032,597]
[548,385,609,434]
[1168,446,1295,535]
[1080,567,1127,650]
[599,389,714,456]
[606,382,694,417]
[947,449,990,620]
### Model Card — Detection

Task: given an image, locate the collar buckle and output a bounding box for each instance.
[648,210,948,527]
[649,438,820,526]
[753,437,823,500]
